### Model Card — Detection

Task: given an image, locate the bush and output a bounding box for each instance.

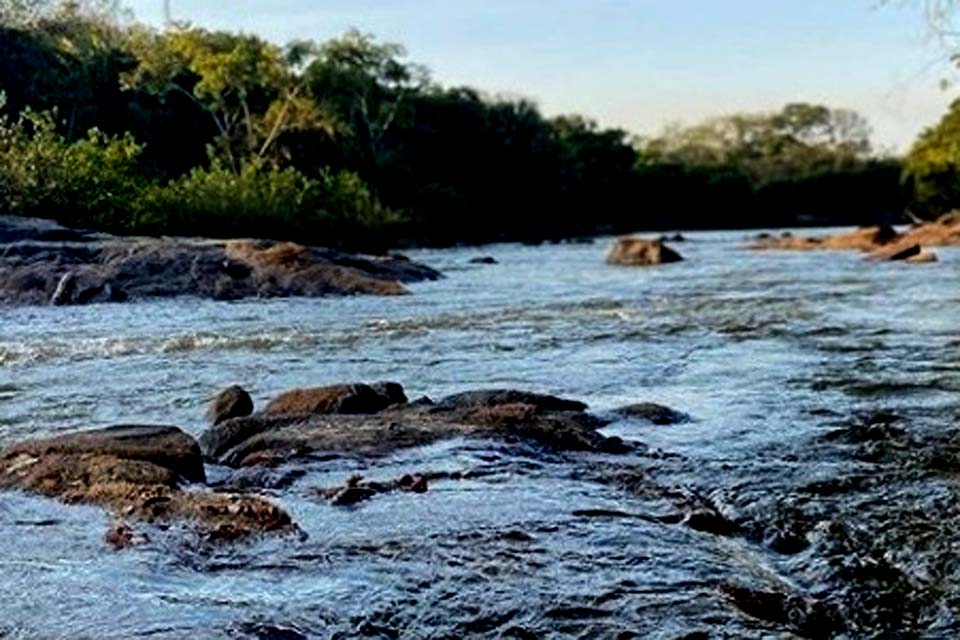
[142,158,404,248]
[0,106,147,229]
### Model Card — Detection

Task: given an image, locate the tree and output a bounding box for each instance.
[123,27,340,170]
[304,30,429,180]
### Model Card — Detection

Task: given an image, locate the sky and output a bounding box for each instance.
[123,0,958,152]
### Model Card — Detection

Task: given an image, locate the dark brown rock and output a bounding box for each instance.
[606,237,683,266]
[612,402,691,425]
[0,216,442,307]
[208,385,255,426]
[1,424,205,483]
[203,385,620,468]
[0,425,293,540]
[263,382,407,416]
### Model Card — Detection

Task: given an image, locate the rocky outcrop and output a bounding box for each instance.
[200,383,625,467]
[0,215,442,306]
[0,425,292,541]
[606,237,683,266]
[749,213,960,261]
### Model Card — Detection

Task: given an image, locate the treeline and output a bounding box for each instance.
[0,1,915,249]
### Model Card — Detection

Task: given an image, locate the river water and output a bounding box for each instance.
[0,230,958,639]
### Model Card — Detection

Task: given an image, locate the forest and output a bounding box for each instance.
[0,0,955,249]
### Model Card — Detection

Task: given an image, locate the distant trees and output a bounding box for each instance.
[0,4,908,246]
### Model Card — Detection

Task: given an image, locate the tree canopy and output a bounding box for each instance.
[0,2,912,247]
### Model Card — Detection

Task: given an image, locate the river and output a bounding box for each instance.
[0,230,958,638]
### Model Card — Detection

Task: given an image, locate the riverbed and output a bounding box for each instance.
[1,230,958,638]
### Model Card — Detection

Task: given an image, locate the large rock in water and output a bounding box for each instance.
[263,382,407,416]
[0,425,292,540]
[0,215,442,306]
[606,238,683,266]
[199,384,624,467]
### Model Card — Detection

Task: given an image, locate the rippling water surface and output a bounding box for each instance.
[1,230,958,639]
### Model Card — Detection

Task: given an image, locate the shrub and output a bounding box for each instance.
[0,105,147,229]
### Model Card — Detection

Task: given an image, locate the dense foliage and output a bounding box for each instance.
[0,1,921,248]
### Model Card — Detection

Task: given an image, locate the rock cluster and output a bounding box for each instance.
[0,215,441,306]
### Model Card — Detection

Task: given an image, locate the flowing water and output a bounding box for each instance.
[0,230,958,639]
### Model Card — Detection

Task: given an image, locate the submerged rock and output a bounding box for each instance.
[606,237,683,266]
[0,215,442,307]
[611,402,692,425]
[316,472,430,506]
[0,425,292,541]
[468,256,498,265]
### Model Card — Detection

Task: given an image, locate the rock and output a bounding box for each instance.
[317,472,430,506]
[0,425,293,540]
[105,521,147,550]
[468,256,498,265]
[606,238,683,266]
[264,382,407,416]
[201,385,620,468]
[751,214,960,254]
[0,216,442,307]
[611,402,691,425]
[871,244,939,263]
[433,389,588,413]
[683,508,740,535]
[658,233,686,243]
[208,385,255,425]
[1,425,205,483]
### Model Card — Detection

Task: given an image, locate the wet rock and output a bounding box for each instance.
[751,214,960,255]
[208,385,255,425]
[720,584,839,638]
[469,256,498,265]
[264,382,407,416]
[0,425,293,540]
[105,521,145,549]
[606,237,683,266]
[0,216,442,307]
[611,402,691,425]
[0,424,205,483]
[316,472,430,506]
[202,386,620,468]
[683,508,740,536]
[872,243,939,263]
[659,233,686,243]
[433,389,588,414]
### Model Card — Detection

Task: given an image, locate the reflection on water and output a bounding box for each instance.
[0,230,958,638]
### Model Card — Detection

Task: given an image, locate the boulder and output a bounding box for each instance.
[468,256,498,265]
[264,382,407,416]
[611,402,691,425]
[0,425,293,541]
[1,425,205,483]
[606,238,683,266]
[208,385,255,425]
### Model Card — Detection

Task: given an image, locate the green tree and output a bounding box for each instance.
[123,27,340,169]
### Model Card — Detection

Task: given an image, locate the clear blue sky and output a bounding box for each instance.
[125,0,955,151]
